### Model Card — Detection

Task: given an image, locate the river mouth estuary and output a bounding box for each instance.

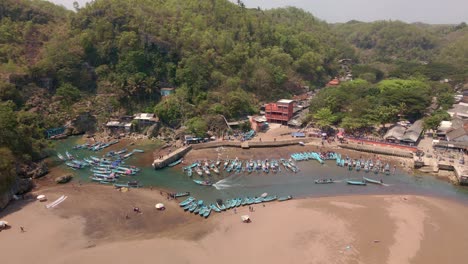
[51,136,468,205]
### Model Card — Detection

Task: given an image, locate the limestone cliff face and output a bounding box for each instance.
[66,112,97,135]
[0,161,47,210]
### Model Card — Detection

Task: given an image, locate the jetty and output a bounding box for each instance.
[152,145,192,169]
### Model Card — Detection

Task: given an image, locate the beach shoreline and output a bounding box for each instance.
[1,184,468,264]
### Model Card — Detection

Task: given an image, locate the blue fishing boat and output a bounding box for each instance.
[183,202,194,211]
[278,195,292,201]
[188,203,198,212]
[168,159,183,167]
[262,196,277,202]
[173,192,190,198]
[132,149,144,153]
[210,204,221,213]
[179,197,195,206]
[347,180,367,186]
[363,177,383,185]
[193,179,212,186]
[203,208,212,218]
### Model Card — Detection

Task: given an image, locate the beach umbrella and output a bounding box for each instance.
[241,215,250,222]
[155,203,165,209]
[261,193,268,198]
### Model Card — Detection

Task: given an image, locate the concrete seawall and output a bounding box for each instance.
[339,143,414,158]
[191,138,316,150]
[152,145,192,169]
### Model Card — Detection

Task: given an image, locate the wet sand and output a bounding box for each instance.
[1,185,468,264]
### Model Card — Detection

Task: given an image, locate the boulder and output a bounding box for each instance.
[26,162,49,179]
[55,174,73,184]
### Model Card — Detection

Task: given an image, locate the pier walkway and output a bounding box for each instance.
[152,145,192,169]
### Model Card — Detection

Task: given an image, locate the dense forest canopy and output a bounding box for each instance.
[1,0,468,194]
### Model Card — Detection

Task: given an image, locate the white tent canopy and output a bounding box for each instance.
[241,215,250,222]
[155,203,165,209]
[0,220,8,228]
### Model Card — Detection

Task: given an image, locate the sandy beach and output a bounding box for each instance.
[1,184,468,264]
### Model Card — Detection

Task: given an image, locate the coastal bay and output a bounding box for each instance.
[1,184,468,264]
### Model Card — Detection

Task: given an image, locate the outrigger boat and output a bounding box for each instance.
[179,197,195,207]
[193,179,213,186]
[314,179,335,184]
[363,177,384,185]
[278,195,292,201]
[347,180,367,186]
[114,181,141,188]
[168,159,183,167]
[173,192,190,198]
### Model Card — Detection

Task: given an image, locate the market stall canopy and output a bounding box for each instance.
[37,195,46,201]
[155,203,165,209]
[241,215,250,222]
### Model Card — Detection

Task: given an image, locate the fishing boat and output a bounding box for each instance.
[384,163,390,175]
[57,153,66,161]
[122,152,133,159]
[278,195,292,201]
[210,164,220,174]
[203,208,212,218]
[183,163,199,171]
[113,181,141,188]
[216,201,226,211]
[210,204,221,213]
[173,192,190,198]
[132,149,144,153]
[314,179,335,184]
[193,179,213,186]
[188,203,198,212]
[168,159,183,167]
[65,151,74,160]
[183,202,194,211]
[346,180,367,186]
[363,177,384,185]
[179,197,195,206]
[262,195,277,202]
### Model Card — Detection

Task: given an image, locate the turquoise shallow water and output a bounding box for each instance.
[52,137,468,205]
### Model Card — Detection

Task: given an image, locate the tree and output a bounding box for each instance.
[367,105,399,127]
[313,107,336,129]
[0,147,16,194]
[186,117,208,137]
[423,111,450,131]
[55,83,81,104]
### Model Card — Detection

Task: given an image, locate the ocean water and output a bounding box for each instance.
[52,137,468,205]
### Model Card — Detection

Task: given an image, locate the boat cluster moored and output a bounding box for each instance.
[57,148,144,185]
[178,194,292,219]
[182,157,299,180]
[72,140,120,151]
[336,155,391,175]
[290,151,339,164]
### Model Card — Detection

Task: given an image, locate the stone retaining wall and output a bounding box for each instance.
[191,138,317,150]
[339,143,413,158]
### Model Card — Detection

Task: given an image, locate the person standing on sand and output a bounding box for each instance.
[20,226,25,232]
